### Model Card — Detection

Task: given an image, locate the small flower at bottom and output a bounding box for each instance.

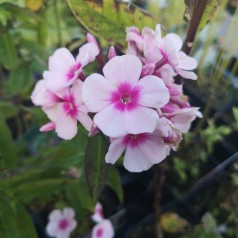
[46,207,77,238]
[92,220,114,238]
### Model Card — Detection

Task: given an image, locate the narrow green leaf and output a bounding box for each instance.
[0,194,38,238]
[12,178,74,203]
[197,0,222,32]
[107,166,123,203]
[66,0,156,49]
[0,111,16,169]
[6,65,34,97]
[0,32,18,70]
[0,101,19,119]
[84,135,108,202]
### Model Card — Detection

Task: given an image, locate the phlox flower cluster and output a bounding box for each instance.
[31,24,201,172]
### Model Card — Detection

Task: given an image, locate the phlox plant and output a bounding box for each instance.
[31,24,201,174]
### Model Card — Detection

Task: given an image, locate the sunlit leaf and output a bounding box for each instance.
[25,0,47,12]
[66,0,156,49]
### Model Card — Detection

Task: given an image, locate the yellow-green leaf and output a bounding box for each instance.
[66,0,157,49]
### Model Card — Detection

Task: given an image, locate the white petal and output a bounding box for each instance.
[105,137,126,164]
[43,71,74,92]
[94,105,127,137]
[137,75,170,108]
[76,42,99,66]
[92,220,114,238]
[82,73,115,112]
[165,33,183,52]
[92,202,104,223]
[125,106,159,135]
[49,48,75,73]
[31,80,59,107]
[103,55,142,87]
[46,222,59,237]
[123,146,153,172]
[175,68,197,80]
[63,208,75,219]
[138,135,169,164]
[49,209,62,221]
[70,79,83,104]
[43,104,78,140]
[177,51,197,70]
[77,112,93,131]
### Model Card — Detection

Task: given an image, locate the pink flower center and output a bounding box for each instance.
[123,133,148,148]
[110,82,141,111]
[63,94,78,118]
[67,63,82,81]
[96,228,103,237]
[58,219,69,230]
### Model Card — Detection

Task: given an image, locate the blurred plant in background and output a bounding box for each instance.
[0,0,238,238]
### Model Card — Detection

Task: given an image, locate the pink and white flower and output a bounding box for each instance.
[46,207,77,238]
[43,43,99,92]
[92,202,104,223]
[105,130,170,172]
[82,55,170,137]
[92,220,114,238]
[126,24,198,80]
[42,80,92,139]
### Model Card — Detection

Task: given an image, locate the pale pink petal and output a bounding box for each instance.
[57,230,71,238]
[170,107,201,132]
[87,33,100,52]
[46,222,59,237]
[77,112,93,131]
[137,75,170,108]
[40,122,55,132]
[82,73,115,112]
[105,137,126,164]
[108,46,117,60]
[43,104,78,140]
[70,80,83,105]
[49,210,62,221]
[94,105,127,137]
[175,68,197,80]
[103,55,142,87]
[141,63,155,77]
[123,146,153,172]
[76,42,99,66]
[92,202,104,223]
[165,33,183,52]
[177,52,197,70]
[125,106,159,135]
[126,29,144,52]
[63,208,75,219]
[43,71,73,92]
[31,80,59,107]
[67,219,77,233]
[138,135,169,164]
[49,48,75,73]
[92,220,114,238]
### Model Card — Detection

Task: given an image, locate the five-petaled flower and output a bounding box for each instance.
[82,55,170,137]
[46,208,77,238]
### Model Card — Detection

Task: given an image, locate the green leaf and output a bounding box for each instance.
[66,179,94,220]
[84,135,108,203]
[0,111,16,169]
[197,0,222,32]
[0,194,37,238]
[11,178,74,203]
[107,166,123,203]
[66,0,156,49]
[233,107,238,122]
[0,32,18,70]
[6,65,34,97]
[0,101,19,119]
